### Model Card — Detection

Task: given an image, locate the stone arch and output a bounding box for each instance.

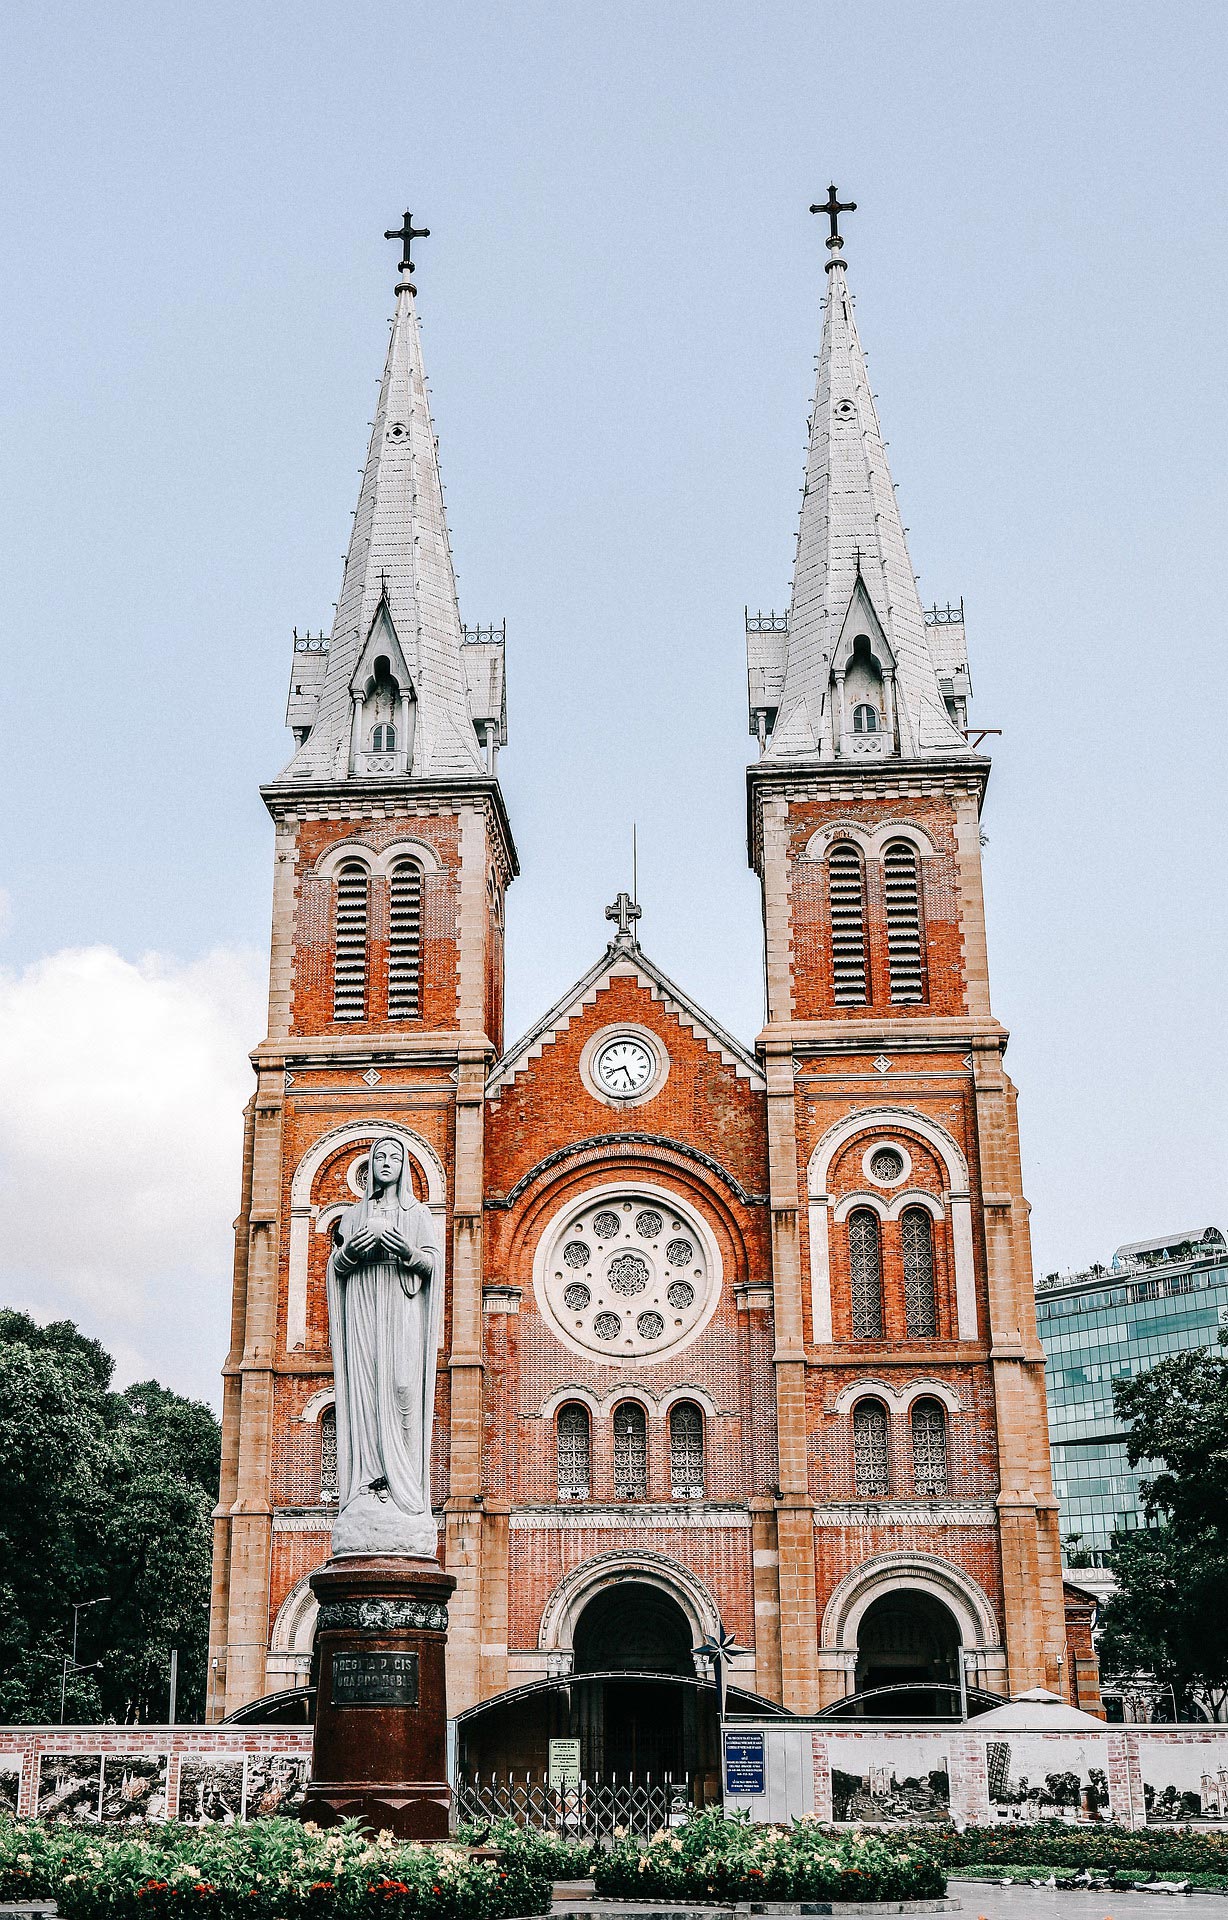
[537,1551,721,1665]
[299,1386,335,1424]
[266,1573,319,1690]
[285,1121,447,1352]
[807,1109,976,1343]
[821,1552,999,1654]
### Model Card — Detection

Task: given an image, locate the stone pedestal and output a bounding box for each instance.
[301,1555,456,1838]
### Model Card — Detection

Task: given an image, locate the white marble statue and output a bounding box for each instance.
[325,1136,444,1558]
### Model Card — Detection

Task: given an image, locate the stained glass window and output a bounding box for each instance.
[670,1402,705,1498]
[911,1399,948,1497]
[848,1209,884,1338]
[557,1403,590,1501]
[319,1405,338,1504]
[853,1400,890,1497]
[902,1207,937,1337]
[613,1401,648,1500]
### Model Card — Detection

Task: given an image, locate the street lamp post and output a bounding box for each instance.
[60,1596,110,1724]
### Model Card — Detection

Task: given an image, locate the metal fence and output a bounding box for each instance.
[456,1770,701,1838]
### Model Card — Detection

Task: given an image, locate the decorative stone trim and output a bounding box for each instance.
[487,1132,768,1210]
[317,1597,448,1633]
[511,1504,751,1530]
[813,1503,995,1527]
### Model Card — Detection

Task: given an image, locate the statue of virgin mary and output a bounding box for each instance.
[325,1135,444,1558]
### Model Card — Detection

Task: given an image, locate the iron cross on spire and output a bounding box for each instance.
[811,184,856,265]
[384,208,430,277]
[605,890,642,946]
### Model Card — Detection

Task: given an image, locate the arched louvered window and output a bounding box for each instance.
[884,840,925,1004]
[613,1401,648,1500]
[319,1405,338,1505]
[911,1399,948,1497]
[852,1400,890,1497]
[557,1403,591,1501]
[901,1207,938,1337]
[848,1208,884,1338]
[669,1402,705,1498]
[828,841,869,1006]
[332,861,369,1020]
[852,703,878,733]
[387,859,423,1019]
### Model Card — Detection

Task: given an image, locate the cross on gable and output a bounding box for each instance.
[604,890,642,944]
[384,208,430,277]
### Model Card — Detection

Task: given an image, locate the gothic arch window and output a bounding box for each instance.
[332,861,369,1020]
[828,841,869,1006]
[911,1398,948,1497]
[613,1401,648,1500]
[901,1207,938,1337]
[669,1401,705,1498]
[883,840,926,1004]
[852,1398,890,1497]
[319,1405,338,1505]
[852,704,878,734]
[387,859,423,1019]
[848,1208,884,1338]
[557,1403,591,1502]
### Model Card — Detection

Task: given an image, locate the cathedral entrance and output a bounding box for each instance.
[570,1581,702,1780]
[852,1589,962,1716]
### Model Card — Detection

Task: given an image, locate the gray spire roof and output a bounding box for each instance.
[280,277,483,781]
[765,258,967,760]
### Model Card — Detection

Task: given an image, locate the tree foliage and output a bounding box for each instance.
[1099,1346,1228,1714]
[0,1311,220,1724]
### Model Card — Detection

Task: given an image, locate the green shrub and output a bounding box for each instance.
[594,1807,945,1902]
[453,1816,594,1878]
[924,1821,1228,1876]
[0,1816,550,1920]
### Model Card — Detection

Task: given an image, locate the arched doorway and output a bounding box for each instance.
[570,1581,702,1780]
[854,1589,961,1716]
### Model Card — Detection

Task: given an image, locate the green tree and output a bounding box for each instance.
[0,1312,220,1724]
[1099,1347,1228,1716]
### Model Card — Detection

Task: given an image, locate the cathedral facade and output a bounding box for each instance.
[207,212,1099,1767]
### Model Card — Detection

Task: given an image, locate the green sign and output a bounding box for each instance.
[548,1738,581,1789]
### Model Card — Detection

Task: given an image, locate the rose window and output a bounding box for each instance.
[536,1188,720,1362]
[607,1253,650,1295]
[869,1147,905,1184]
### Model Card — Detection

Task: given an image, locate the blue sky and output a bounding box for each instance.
[1,1,1225,1401]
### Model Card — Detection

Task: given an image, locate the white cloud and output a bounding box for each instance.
[0,945,266,1404]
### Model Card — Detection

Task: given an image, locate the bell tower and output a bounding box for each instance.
[747,194,1068,1712]
[208,217,516,1718]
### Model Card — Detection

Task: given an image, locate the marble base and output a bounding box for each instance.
[331,1492,439,1559]
[300,1555,456,1839]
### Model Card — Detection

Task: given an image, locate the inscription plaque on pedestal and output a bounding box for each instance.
[332,1651,420,1708]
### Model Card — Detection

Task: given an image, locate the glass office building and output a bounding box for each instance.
[1036,1227,1228,1563]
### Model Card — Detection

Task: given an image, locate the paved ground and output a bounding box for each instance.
[952,1880,1228,1918]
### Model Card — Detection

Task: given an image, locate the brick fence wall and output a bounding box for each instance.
[0,1725,313,1823]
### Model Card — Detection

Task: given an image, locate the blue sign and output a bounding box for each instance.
[724,1729,766,1796]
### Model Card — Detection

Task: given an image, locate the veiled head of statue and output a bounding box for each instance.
[367,1136,409,1201]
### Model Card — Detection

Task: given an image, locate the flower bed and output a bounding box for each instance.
[0,1816,552,1920]
[924,1819,1228,1876]
[594,1809,946,1904]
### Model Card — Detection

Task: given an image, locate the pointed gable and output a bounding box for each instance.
[765,255,968,762]
[487,945,765,1099]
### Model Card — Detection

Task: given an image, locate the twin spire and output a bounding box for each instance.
[283,197,970,785]
[280,217,485,783]
[761,192,970,762]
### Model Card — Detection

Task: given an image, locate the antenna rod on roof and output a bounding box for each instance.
[632,823,638,908]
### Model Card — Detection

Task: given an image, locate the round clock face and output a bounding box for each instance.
[594,1036,655,1096]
